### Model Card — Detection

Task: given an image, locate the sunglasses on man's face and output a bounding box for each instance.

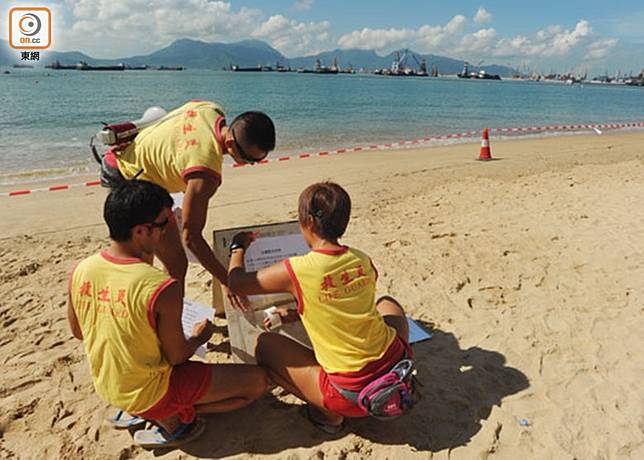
[146,217,169,230]
[232,127,267,165]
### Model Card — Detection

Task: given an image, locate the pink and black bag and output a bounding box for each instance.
[334,359,418,420]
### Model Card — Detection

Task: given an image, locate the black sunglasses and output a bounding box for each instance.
[146,217,169,229]
[232,127,267,164]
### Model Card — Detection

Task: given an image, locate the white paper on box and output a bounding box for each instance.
[243,234,310,272]
[212,221,313,363]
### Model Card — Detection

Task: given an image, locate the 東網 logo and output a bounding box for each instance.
[9,7,52,49]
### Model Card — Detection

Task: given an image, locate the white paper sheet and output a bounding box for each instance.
[170,192,184,210]
[182,298,214,358]
[243,233,310,272]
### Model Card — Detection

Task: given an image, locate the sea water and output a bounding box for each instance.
[1,68,643,184]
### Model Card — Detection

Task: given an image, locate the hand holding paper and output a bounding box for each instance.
[181,299,215,358]
[191,318,215,343]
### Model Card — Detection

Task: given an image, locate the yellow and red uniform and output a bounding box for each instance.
[69,251,176,414]
[116,101,226,193]
[284,246,411,417]
[284,246,396,373]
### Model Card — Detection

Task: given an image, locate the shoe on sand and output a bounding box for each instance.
[105,409,146,429]
[302,404,344,434]
[134,418,205,449]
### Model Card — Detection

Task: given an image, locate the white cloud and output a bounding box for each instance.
[59,0,265,56]
[547,20,591,56]
[55,0,330,57]
[41,2,624,71]
[254,14,291,37]
[585,38,618,60]
[334,15,616,72]
[474,7,492,24]
[336,16,599,66]
[338,15,466,51]
[337,15,589,59]
[491,20,592,58]
[493,36,532,57]
[337,27,416,50]
[456,28,497,54]
[445,15,467,33]
[253,15,331,56]
[293,0,314,12]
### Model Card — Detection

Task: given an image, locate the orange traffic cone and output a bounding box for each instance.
[478,128,492,161]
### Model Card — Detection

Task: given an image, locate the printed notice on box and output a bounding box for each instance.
[212,221,313,363]
[244,234,310,272]
[182,299,214,358]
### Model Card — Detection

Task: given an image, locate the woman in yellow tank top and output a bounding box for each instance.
[228,182,412,433]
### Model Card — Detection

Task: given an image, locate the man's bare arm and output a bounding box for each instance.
[155,281,214,365]
[67,293,83,340]
[228,249,294,296]
[182,172,228,284]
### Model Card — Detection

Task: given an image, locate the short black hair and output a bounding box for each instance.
[230,111,276,153]
[104,180,173,242]
[298,182,351,240]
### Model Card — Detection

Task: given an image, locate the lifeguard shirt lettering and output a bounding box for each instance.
[117,101,226,193]
[69,251,175,413]
[285,247,396,373]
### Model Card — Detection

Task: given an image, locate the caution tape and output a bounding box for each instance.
[2,121,644,198]
[1,180,101,197]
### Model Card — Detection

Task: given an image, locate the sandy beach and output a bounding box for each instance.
[1,131,643,459]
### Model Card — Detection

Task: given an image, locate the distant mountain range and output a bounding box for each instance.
[0,38,515,76]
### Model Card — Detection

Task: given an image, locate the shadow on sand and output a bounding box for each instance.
[153,320,529,457]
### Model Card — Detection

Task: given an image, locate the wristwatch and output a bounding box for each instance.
[229,241,245,256]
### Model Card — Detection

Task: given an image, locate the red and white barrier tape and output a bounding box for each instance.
[2,121,643,198]
[1,180,101,197]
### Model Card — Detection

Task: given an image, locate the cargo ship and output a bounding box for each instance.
[77,61,125,71]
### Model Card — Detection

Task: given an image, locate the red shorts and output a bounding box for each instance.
[136,361,212,423]
[319,335,412,418]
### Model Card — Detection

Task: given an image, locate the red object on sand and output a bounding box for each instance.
[478,128,492,161]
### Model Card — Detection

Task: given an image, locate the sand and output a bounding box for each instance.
[1,132,643,459]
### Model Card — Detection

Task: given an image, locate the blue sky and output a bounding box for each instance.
[248,0,640,39]
[3,1,643,74]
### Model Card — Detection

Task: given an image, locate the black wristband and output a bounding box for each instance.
[229,242,245,256]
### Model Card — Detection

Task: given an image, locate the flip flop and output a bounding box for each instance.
[133,418,205,449]
[105,409,146,429]
[302,404,344,435]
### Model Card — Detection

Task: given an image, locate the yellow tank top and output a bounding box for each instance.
[117,100,226,193]
[285,247,396,373]
[69,251,175,413]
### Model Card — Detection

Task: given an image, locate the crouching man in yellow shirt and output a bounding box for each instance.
[67,180,267,448]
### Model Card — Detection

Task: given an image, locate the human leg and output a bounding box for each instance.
[255,332,343,425]
[139,362,266,437]
[376,295,409,343]
[193,363,268,414]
